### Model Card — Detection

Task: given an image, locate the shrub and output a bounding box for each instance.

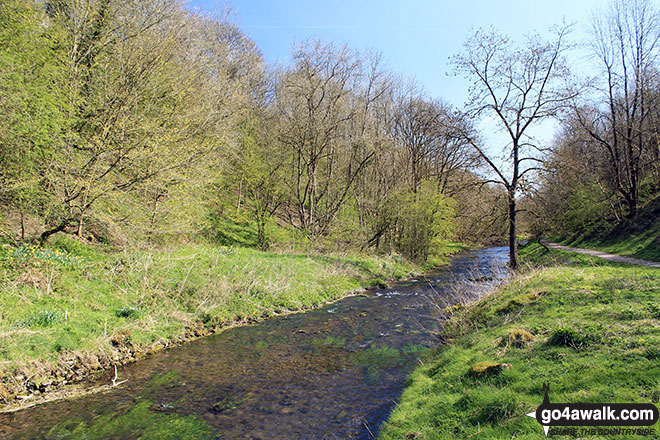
[115,305,142,319]
[548,327,591,349]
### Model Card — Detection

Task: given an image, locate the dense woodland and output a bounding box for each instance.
[1,0,659,266]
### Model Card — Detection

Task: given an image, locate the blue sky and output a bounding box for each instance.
[185,0,609,163]
[187,0,605,109]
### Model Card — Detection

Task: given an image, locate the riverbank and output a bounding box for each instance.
[378,243,660,439]
[0,237,463,409]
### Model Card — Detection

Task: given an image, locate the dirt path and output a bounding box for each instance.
[543,241,660,268]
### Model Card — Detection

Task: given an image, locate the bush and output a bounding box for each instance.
[115,306,143,319]
[548,327,591,348]
[393,181,455,262]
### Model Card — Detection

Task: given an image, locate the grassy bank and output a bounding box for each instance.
[379,243,660,439]
[0,236,419,406]
[559,196,660,262]
[563,221,660,262]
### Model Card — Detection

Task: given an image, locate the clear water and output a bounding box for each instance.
[0,247,508,439]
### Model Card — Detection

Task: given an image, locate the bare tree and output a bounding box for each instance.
[451,26,573,268]
[276,40,377,238]
[573,0,660,218]
[393,91,440,193]
[391,84,480,195]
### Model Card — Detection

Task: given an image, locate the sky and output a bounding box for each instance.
[184,0,608,160]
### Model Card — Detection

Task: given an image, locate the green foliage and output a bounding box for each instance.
[394,181,455,262]
[4,243,80,265]
[563,196,660,262]
[16,310,62,328]
[0,0,66,223]
[555,183,613,238]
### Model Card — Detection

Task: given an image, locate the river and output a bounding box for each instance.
[0,247,508,439]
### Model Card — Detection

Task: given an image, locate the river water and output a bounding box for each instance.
[0,247,508,439]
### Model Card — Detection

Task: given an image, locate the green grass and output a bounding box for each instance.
[379,243,660,440]
[0,235,418,400]
[424,242,472,269]
[564,218,660,262]
[559,196,660,262]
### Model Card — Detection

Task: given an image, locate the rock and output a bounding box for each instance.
[110,330,132,347]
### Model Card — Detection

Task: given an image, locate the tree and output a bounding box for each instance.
[276,41,378,239]
[393,181,455,262]
[572,0,660,219]
[230,113,286,250]
[37,0,251,243]
[0,0,67,241]
[452,26,573,268]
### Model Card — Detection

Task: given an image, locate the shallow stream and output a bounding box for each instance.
[0,247,508,439]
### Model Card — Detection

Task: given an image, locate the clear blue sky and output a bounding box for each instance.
[186,0,605,110]
[185,0,612,164]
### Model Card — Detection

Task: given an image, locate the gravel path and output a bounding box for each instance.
[543,241,660,268]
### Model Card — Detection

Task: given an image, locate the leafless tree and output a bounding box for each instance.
[276,40,379,238]
[572,0,660,218]
[451,25,573,268]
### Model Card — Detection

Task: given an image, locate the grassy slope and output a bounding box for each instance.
[563,196,660,262]
[379,243,660,440]
[0,236,418,403]
[565,219,660,262]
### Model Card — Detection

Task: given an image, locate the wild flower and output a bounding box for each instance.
[5,243,81,265]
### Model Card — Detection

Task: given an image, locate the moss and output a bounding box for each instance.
[46,400,215,440]
[468,361,511,377]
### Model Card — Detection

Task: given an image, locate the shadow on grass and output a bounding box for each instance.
[519,242,639,269]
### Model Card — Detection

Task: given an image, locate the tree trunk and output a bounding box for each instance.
[626,197,637,219]
[256,215,268,251]
[76,214,84,237]
[508,195,518,269]
[20,209,25,241]
[40,221,69,243]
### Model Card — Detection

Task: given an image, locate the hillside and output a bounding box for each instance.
[563,196,660,262]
